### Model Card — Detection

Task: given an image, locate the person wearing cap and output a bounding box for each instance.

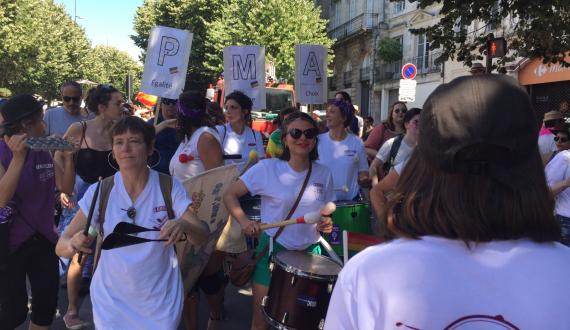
[0,94,75,329]
[317,99,370,201]
[325,75,570,329]
[539,110,565,164]
[148,97,179,174]
[369,107,421,186]
[469,62,486,75]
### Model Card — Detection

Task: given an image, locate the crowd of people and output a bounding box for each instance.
[0,74,569,330]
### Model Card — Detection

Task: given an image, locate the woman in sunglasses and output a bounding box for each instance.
[546,124,570,246]
[544,124,570,165]
[57,116,208,329]
[317,99,370,201]
[54,84,124,329]
[224,112,334,330]
[364,101,407,162]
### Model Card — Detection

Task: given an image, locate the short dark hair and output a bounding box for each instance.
[177,91,213,141]
[225,90,253,123]
[60,81,82,95]
[335,91,352,104]
[86,85,120,115]
[279,112,319,161]
[111,116,155,151]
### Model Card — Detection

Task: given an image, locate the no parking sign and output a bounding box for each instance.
[399,63,417,102]
[401,63,417,80]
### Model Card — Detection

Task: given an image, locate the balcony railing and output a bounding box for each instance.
[375,51,442,82]
[360,67,371,81]
[343,71,352,87]
[329,13,378,42]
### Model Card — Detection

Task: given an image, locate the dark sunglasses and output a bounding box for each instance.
[287,128,318,140]
[554,136,569,143]
[63,96,80,103]
[394,108,407,114]
[162,98,177,105]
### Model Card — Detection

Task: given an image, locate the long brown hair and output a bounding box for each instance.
[381,151,560,244]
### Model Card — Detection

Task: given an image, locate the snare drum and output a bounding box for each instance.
[240,195,261,249]
[327,201,372,256]
[262,251,342,330]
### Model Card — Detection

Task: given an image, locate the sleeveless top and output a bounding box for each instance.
[75,121,117,184]
[169,127,221,181]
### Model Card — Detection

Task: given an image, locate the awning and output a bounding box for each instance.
[518,55,570,85]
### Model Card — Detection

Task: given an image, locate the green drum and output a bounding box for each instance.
[326,201,372,256]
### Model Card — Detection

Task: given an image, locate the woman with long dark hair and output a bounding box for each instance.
[224,112,335,330]
[364,101,407,162]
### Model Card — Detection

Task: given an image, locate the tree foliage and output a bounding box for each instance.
[407,0,570,68]
[132,0,333,89]
[377,38,402,63]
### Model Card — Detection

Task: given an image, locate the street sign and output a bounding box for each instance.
[398,79,417,102]
[401,63,417,80]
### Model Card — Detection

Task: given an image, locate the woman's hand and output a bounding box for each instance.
[69,230,94,255]
[4,134,28,159]
[316,216,333,234]
[60,193,76,209]
[155,119,177,134]
[160,219,186,246]
[241,220,261,238]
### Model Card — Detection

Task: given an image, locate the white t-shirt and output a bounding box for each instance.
[393,159,408,175]
[538,132,556,157]
[79,170,191,329]
[317,133,368,201]
[169,126,221,181]
[216,123,264,171]
[240,159,334,250]
[376,135,414,168]
[325,236,570,330]
[545,150,570,217]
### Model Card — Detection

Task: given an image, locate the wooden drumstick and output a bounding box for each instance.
[259,202,336,230]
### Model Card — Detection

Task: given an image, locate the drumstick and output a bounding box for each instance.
[238,150,259,176]
[179,154,242,162]
[78,177,102,263]
[259,202,336,230]
[334,185,349,193]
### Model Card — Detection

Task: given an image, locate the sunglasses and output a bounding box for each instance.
[63,96,80,103]
[554,136,569,143]
[287,128,318,140]
[394,108,407,114]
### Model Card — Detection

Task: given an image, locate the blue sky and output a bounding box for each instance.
[55,0,144,62]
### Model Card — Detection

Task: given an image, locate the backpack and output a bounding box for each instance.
[92,173,175,273]
[381,134,404,176]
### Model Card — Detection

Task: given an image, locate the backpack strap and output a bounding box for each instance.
[382,134,404,176]
[92,175,115,274]
[158,172,175,220]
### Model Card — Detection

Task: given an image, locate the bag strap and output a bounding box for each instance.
[158,172,175,220]
[92,175,115,274]
[382,134,404,175]
[254,162,313,262]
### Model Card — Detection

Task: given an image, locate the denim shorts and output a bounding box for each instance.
[556,214,570,247]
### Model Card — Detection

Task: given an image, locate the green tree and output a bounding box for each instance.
[84,45,143,101]
[408,0,570,68]
[0,0,92,100]
[132,0,333,89]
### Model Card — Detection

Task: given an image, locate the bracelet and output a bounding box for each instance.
[0,206,14,224]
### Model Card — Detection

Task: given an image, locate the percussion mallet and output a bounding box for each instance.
[77,177,102,263]
[334,185,349,193]
[259,202,336,230]
[238,150,259,176]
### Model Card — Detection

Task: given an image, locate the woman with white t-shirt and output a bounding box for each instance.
[224,112,334,330]
[325,75,570,330]
[56,116,208,329]
[168,91,226,330]
[369,108,421,186]
[317,99,369,201]
[216,91,264,171]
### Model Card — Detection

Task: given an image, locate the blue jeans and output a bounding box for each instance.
[556,214,570,247]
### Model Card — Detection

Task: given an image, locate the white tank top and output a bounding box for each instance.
[169,126,221,181]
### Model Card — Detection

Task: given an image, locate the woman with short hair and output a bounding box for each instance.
[326,75,570,329]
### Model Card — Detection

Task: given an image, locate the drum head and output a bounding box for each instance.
[274,251,342,279]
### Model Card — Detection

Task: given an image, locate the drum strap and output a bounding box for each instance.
[255,162,313,262]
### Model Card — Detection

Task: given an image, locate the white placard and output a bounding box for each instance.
[223,46,266,110]
[398,79,417,102]
[140,26,193,99]
[295,45,327,104]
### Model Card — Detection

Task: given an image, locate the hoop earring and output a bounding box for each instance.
[148,148,161,169]
[107,151,119,172]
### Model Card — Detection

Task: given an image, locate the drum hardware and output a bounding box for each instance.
[327,283,334,294]
[318,319,325,330]
[261,296,268,307]
[291,275,296,285]
[281,312,289,324]
[269,262,274,272]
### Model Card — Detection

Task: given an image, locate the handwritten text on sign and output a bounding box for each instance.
[295,45,327,104]
[223,46,266,110]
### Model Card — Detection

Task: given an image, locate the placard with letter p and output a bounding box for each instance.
[295,45,327,105]
[223,46,266,111]
[141,26,193,99]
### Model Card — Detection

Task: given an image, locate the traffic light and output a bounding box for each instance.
[487,37,507,57]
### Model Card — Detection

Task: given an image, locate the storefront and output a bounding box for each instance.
[518,56,570,125]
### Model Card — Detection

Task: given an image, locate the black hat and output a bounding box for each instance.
[417,75,538,184]
[1,94,43,125]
